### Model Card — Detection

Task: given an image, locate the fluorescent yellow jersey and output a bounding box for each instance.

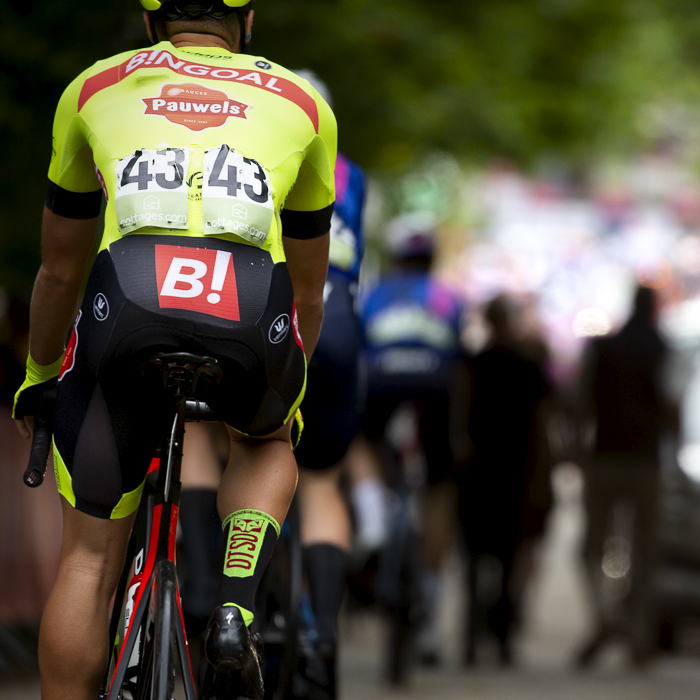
[47,43,337,263]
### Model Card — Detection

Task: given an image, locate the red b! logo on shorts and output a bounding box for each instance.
[155,244,240,321]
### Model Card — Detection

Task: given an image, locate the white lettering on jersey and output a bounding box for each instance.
[160,258,207,298]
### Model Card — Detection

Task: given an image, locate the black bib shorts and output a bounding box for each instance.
[293,270,363,470]
[53,234,306,519]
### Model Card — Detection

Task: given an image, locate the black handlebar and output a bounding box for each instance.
[24,423,52,487]
[23,389,56,488]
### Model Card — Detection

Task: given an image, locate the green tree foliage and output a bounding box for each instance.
[0,0,146,290]
[254,0,700,167]
[2,0,700,288]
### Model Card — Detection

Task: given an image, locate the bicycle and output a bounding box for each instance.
[352,401,425,687]
[24,351,225,700]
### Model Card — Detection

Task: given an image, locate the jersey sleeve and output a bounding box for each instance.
[46,67,103,219]
[281,87,337,240]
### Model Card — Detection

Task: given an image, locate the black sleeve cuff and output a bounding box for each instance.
[46,179,103,219]
[281,203,334,240]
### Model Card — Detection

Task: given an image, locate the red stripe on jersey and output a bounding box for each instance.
[77,51,319,132]
[78,65,122,112]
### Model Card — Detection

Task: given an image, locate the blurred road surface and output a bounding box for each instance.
[4,464,700,699]
[336,463,700,698]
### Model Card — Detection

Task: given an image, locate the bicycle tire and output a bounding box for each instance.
[151,559,178,700]
[376,489,422,687]
[130,561,176,700]
[387,605,413,686]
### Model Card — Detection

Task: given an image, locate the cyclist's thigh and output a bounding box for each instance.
[54,253,169,520]
[58,499,136,586]
[295,274,362,470]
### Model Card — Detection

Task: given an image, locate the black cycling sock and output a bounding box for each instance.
[304,544,348,647]
[179,489,221,619]
[214,509,280,626]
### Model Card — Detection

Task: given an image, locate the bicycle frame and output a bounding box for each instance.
[101,403,197,700]
[100,354,222,700]
[101,468,195,699]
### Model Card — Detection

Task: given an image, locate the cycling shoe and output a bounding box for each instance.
[202,606,264,700]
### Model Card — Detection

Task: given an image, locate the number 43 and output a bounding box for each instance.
[121,149,186,191]
[208,145,269,204]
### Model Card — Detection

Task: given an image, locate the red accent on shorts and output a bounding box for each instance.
[292,302,304,351]
[59,310,82,381]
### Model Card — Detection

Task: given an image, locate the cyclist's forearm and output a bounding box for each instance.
[295,298,324,361]
[28,209,98,365]
[28,265,83,365]
[283,232,330,361]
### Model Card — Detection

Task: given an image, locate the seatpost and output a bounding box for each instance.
[145,351,223,507]
[161,389,187,504]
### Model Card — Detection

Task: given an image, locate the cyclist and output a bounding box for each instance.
[292,70,366,700]
[12,3,336,699]
[359,214,467,665]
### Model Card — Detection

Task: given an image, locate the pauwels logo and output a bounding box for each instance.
[155,244,240,321]
[142,83,249,132]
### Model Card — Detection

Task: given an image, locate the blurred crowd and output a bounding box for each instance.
[3,143,700,688]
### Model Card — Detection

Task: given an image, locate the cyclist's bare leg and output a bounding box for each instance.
[422,480,457,572]
[39,499,135,700]
[207,421,297,636]
[346,437,388,551]
[218,420,297,525]
[182,421,226,489]
[298,464,351,550]
[298,463,351,688]
[418,480,457,662]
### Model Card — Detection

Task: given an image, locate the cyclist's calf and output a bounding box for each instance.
[39,504,135,700]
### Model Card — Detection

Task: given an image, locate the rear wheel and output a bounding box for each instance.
[151,560,177,700]
[376,489,422,687]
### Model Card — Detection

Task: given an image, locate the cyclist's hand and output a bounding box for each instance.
[13,355,62,438]
[15,415,34,440]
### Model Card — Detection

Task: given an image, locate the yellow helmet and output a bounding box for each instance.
[140,0,251,9]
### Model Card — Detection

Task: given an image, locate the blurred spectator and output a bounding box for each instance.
[0,294,30,402]
[459,294,553,665]
[576,284,678,667]
[0,292,62,676]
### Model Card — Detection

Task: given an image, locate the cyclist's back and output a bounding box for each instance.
[362,220,463,401]
[56,42,333,256]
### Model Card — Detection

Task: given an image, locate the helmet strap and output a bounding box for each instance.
[237,10,249,54]
[146,11,160,44]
